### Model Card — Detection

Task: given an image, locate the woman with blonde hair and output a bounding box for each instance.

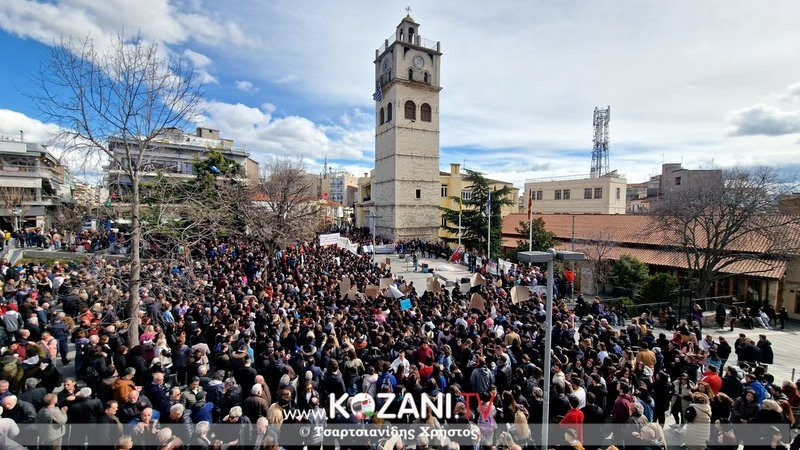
[510,410,531,446]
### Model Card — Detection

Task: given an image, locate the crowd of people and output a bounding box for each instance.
[0,233,797,450]
[3,226,125,254]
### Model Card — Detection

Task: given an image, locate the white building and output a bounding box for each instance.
[0,138,73,228]
[524,171,627,215]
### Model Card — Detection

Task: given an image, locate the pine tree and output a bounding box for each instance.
[440,169,513,259]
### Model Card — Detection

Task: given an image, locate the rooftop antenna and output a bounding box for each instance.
[19,130,23,142]
[590,106,610,178]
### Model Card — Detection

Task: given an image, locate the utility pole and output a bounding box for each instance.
[368,211,380,263]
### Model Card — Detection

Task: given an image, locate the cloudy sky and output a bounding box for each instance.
[0,0,799,188]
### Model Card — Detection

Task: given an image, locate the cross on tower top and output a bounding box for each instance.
[405,6,411,15]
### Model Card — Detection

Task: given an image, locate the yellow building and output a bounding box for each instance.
[438,163,519,243]
[355,163,519,242]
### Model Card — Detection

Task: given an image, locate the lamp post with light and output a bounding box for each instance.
[517,249,585,449]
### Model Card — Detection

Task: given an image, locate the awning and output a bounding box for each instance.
[0,178,41,188]
[0,206,46,217]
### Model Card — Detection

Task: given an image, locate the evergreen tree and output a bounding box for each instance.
[611,254,650,296]
[440,169,513,259]
[502,219,557,261]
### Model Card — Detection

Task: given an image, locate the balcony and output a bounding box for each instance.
[377,32,440,56]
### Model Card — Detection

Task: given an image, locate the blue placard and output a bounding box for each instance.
[400,299,412,311]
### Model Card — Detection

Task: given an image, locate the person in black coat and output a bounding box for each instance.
[67,388,104,446]
[320,360,347,399]
[233,357,258,396]
[757,335,774,365]
[720,367,744,401]
[143,372,171,417]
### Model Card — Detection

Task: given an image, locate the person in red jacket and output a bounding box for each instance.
[560,395,585,443]
[612,382,635,423]
[701,365,723,394]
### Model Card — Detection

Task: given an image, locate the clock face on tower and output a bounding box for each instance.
[413,55,424,69]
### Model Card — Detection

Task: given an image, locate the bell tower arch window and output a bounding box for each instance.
[420,103,432,122]
[404,101,416,120]
[387,103,392,122]
[408,27,415,43]
[379,107,385,125]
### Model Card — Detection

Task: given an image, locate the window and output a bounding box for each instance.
[408,68,414,81]
[379,107,385,125]
[584,188,592,199]
[404,100,416,120]
[423,72,429,83]
[415,188,421,199]
[441,185,448,198]
[675,176,681,186]
[420,103,432,122]
[387,102,392,122]
[594,187,602,199]
[461,191,472,201]
[563,189,570,200]
[616,187,621,200]
[408,27,415,43]
[554,190,562,200]
[536,190,543,200]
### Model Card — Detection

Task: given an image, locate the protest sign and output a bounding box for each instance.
[380,277,394,289]
[426,277,442,293]
[339,277,351,299]
[469,293,485,312]
[470,273,486,287]
[365,285,380,298]
[319,233,340,247]
[510,285,530,304]
[400,299,412,310]
[389,285,404,299]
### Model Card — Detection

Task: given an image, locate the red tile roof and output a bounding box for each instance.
[502,214,798,280]
[502,213,800,254]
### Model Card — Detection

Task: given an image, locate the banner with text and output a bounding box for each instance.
[319,233,340,247]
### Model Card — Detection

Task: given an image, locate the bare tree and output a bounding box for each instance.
[139,173,249,261]
[52,203,92,235]
[652,166,800,297]
[574,228,617,295]
[0,186,32,229]
[31,34,203,346]
[252,157,322,247]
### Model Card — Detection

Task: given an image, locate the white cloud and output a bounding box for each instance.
[183,49,217,84]
[785,82,800,101]
[0,0,254,49]
[0,109,62,144]
[726,104,800,136]
[273,74,297,84]
[197,100,367,161]
[235,80,258,92]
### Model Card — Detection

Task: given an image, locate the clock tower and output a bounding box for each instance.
[372,14,442,241]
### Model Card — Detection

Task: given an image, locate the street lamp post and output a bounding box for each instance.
[517,249,585,449]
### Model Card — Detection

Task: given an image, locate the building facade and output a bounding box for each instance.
[625,163,722,213]
[0,138,73,229]
[107,127,260,204]
[438,163,519,242]
[523,172,627,215]
[321,171,358,207]
[372,15,442,240]
[502,213,800,319]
